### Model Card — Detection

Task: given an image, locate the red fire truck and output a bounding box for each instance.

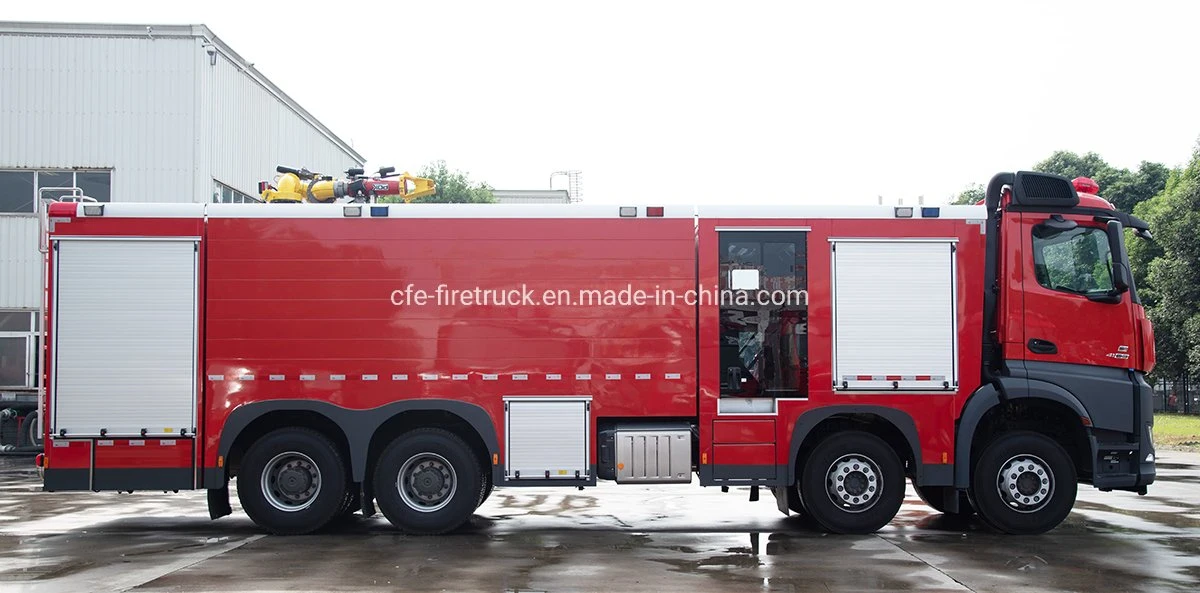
[35,171,1156,536]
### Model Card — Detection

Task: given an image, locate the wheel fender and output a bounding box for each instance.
[214,399,500,485]
[954,378,1091,488]
[786,406,922,486]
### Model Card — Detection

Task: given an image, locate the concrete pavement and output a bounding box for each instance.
[1,451,1198,592]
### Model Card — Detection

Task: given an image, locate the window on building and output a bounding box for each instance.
[0,311,36,388]
[213,180,261,204]
[0,169,113,213]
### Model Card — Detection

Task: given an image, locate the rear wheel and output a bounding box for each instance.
[913,484,974,515]
[236,428,347,534]
[798,431,905,534]
[24,411,42,448]
[373,428,482,534]
[971,431,1076,535]
[336,488,362,518]
[477,469,494,507]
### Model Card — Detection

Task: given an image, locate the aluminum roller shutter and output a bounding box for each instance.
[505,397,590,479]
[52,239,197,437]
[831,240,957,391]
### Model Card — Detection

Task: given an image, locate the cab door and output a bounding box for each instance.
[1020,214,1136,368]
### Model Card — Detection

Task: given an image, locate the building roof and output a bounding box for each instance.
[0,21,365,164]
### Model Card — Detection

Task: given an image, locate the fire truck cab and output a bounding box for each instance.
[37,171,1155,536]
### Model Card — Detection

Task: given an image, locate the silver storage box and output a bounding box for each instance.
[615,428,692,483]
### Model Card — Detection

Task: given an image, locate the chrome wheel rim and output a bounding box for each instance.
[261,451,322,512]
[398,452,457,513]
[825,454,882,513]
[996,454,1054,513]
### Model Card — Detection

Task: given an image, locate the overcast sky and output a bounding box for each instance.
[8,1,1200,205]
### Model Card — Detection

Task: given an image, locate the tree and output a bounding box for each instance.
[380,160,494,204]
[950,183,984,205]
[1137,145,1200,379]
[1033,151,1168,213]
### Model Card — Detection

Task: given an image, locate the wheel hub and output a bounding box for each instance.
[261,452,322,512]
[825,454,881,513]
[997,454,1053,513]
[398,453,458,513]
[413,466,448,499]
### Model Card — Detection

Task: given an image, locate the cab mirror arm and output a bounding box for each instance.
[1105,219,1130,295]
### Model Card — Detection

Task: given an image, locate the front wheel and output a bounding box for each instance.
[374,428,482,534]
[798,431,905,534]
[971,431,1076,535]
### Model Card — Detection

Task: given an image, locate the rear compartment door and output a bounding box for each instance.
[831,239,957,392]
[51,238,198,438]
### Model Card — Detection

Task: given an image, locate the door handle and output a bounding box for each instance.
[1028,338,1058,355]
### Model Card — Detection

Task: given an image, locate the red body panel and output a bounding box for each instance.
[713,443,776,465]
[46,439,91,469]
[94,439,194,469]
[697,217,984,470]
[201,216,697,468]
[713,419,775,443]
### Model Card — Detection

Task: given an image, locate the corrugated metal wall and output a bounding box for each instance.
[0,217,40,308]
[0,34,198,202]
[197,47,361,199]
[0,29,363,309]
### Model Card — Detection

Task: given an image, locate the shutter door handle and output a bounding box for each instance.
[1028,338,1058,355]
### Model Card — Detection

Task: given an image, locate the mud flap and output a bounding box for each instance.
[360,485,377,518]
[771,486,790,516]
[207,485,232,520]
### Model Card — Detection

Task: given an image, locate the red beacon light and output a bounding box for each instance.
[1072,177,1100,195]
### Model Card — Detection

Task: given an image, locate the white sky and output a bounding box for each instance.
[8,0,1200,205]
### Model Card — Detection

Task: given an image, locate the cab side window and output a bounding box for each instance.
[1032,226,1114,295]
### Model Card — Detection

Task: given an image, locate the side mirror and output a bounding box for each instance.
[1105,220,1130,294]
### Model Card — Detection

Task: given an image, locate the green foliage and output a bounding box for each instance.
[1137,146,1200,378]
[950,183,984,205]
[380,160,494,204]
[1033,151,1169,213]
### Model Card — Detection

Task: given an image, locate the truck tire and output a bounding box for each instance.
[236,428,348,535]
[336,489,362,519]
[373,428,482,534]
[798,431,905,534]
[913,484,973,515]
[477,469,494,507]
[24,411,42,448]
[971,431,1076,535]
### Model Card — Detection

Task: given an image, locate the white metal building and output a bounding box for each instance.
[0,21,365,396]
[492,189,573,205]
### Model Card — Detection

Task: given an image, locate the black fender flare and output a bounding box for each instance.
[212,399,500,485]
[954,378,1091,488]
[786,405,923,486]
